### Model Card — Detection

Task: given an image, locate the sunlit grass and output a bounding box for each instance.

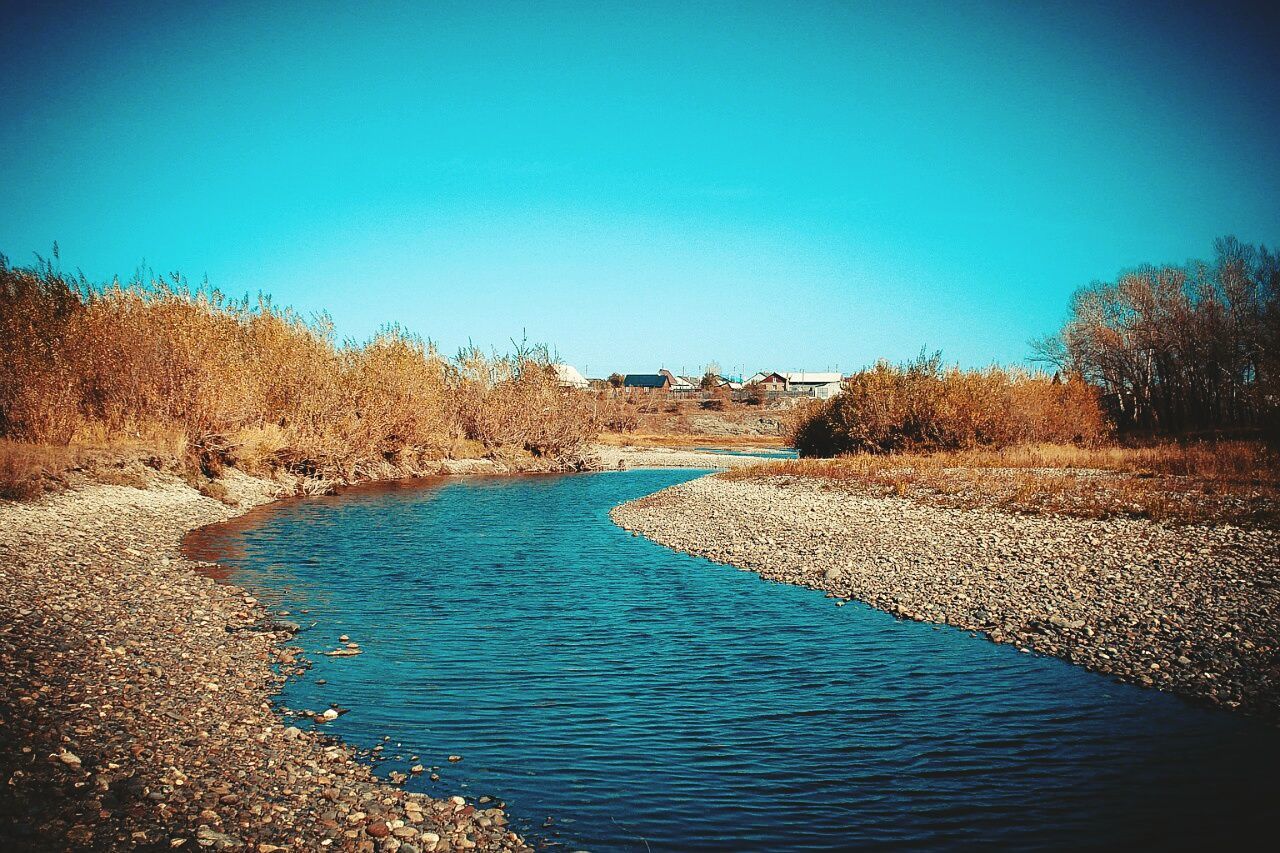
[723,441,1280,527]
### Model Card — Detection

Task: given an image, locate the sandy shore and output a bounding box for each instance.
[0,469,530,852]
[612,474,1280,720]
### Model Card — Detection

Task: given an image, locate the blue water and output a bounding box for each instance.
[694,446,798,459]
[186,470,1279,851]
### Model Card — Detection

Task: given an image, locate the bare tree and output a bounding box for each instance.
[1038,237,1278,436]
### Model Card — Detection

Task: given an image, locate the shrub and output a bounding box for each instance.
[789,352,1108,456]
[601,397,639,432]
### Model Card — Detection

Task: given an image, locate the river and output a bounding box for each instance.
[185,469,1279,850]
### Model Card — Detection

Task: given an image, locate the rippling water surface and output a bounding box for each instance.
[186,470,1279,850]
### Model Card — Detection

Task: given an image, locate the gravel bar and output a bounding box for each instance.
[1,472,530,852]
[612,474,1280,720]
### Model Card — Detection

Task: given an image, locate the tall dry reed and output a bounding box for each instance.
[0,256,600,482]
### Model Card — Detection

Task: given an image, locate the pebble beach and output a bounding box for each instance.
[0,471,530,852]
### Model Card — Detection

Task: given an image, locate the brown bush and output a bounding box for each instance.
[0,257,599,482]
[789,352,1108,456]
[601,396,640,432]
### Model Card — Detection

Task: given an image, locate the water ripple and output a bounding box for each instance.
[186,470,1280,851]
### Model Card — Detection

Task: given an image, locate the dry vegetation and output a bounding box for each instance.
[1,255,617,499]
[724,441,1280,527]
[754,238,1280,527]
[598,396,786,444]
[1035,236,1279,435]
[597,430,786,450]
[786,352,1107,456]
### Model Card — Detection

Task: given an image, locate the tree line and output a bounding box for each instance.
[1034,236,1279,438]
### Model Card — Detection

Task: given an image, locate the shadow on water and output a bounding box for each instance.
[185,470,1280,851]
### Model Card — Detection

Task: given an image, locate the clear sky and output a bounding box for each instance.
[2,1,1277,377]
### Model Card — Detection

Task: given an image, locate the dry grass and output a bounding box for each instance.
[1,257,603,494]
[0,438,176,501]
[597,397,786,445]
[0,440,88,500]
[723,441,1280,527]
[596,431,786,450]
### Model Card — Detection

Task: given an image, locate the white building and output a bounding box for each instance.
[552,364,589,389]
[659,369,697,392]
[779,371,844,399]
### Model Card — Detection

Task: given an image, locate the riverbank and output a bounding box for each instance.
[612,474,1280,720]
[0,467,531,852]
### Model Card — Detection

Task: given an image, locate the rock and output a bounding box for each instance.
[196,825,243,847]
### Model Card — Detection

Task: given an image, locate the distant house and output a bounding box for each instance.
[780,371,843,399]
[746,372,788,393]
[552,364,589,389]
[745,371,842,398]
[623,373,671,392]
[660,370,697,392]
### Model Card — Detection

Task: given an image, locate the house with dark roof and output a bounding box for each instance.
[622,373,671,392]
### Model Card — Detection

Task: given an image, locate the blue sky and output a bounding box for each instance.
[2,0,1277,377]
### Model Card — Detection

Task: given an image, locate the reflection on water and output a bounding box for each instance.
[185,470,1279,851]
